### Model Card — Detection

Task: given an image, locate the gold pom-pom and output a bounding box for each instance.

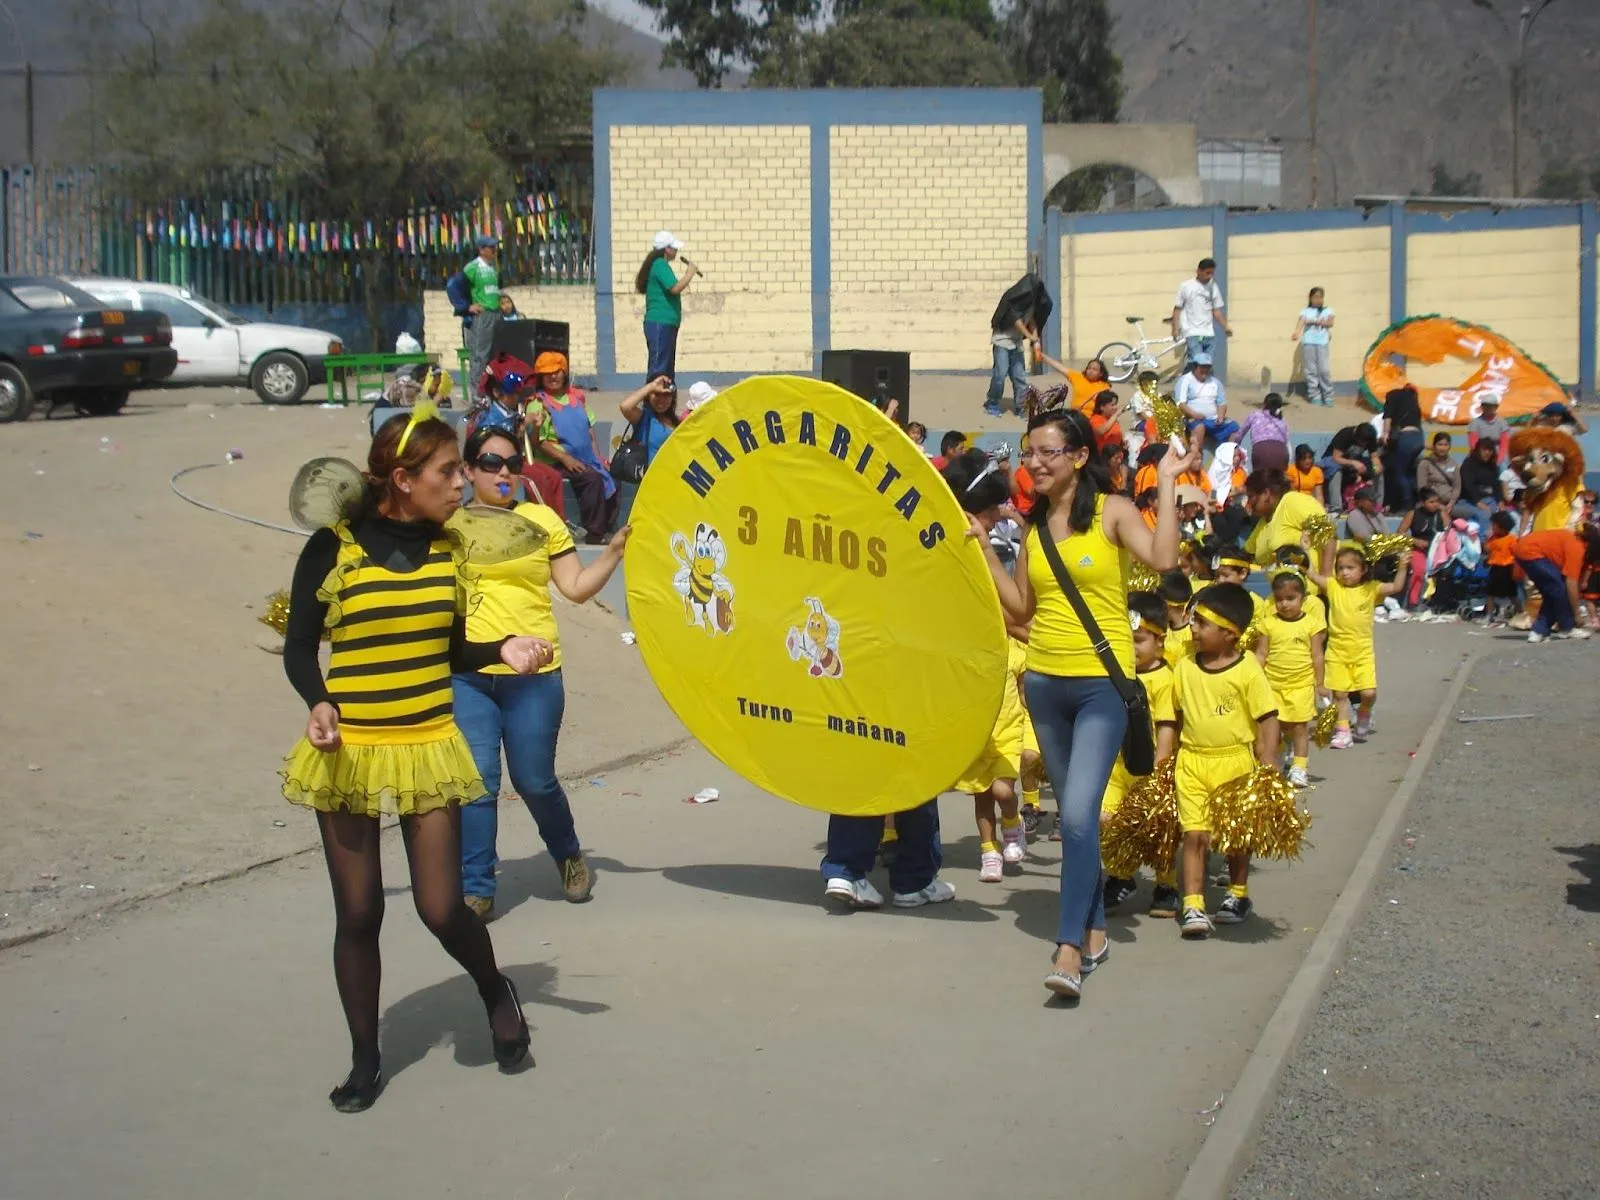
[1127,560,1161,594]
[1101,759,1179,878]
[1311,701,1340,749]
[1302,512,1336,553]
[1239,608,1266,653]
[1153,393,1186,443]
[259,589,292,638]
[1206,764,1312,860]
[1364,532,1413,564]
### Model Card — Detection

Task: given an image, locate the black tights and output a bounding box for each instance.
[316,806,518,1077]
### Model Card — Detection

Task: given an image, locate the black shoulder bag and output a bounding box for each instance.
[1035,525,1157,776]
[611,414,650,484]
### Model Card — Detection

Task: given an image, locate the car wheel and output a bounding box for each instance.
[251,352,310,404]
[0,362,36,423]
[73,389,130,417]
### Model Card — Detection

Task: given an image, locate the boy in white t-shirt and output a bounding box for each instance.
[1171,257,1231,366]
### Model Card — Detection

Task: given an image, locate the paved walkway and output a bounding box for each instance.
[1234,641,1600,1199]
[0,629,1467,1200]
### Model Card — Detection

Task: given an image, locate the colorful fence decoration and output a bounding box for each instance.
[1,159,594,308]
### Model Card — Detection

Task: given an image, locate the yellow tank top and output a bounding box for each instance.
[1024,499,1134,677]
[324,529,458,746]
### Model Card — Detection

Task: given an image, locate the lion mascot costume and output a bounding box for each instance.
[1508,427,1585,533]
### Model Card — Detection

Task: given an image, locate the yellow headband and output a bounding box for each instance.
[395,399,440,457]
[1194,603,1242,635]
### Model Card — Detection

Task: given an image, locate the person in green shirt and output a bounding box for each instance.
[462,235,502,393]
[633,230,698,382]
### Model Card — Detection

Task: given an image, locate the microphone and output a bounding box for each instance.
[680,256,705,279]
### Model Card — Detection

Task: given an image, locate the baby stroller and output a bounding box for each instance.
[1423,521,1490,618]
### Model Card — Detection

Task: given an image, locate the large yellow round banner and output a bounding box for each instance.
[624,376,1009,816]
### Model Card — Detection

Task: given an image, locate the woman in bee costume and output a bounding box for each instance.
[280,408,559,1112]
[452,425,631,919]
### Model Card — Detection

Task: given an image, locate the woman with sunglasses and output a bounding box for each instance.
[971,409,1191,1000]
[453,426,630,920]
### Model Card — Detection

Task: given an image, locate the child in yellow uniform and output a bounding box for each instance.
[1099,591,1181,912]
[1160,569,1195,668]
[1308,545,1410,749]
[1012,621,1045,837]
[1172,582,1282,937]
[956,634,1030,882]
[1213,545,1271,621]
[1254,567,1328,788]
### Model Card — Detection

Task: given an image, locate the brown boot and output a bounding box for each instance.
[558,852,594,903]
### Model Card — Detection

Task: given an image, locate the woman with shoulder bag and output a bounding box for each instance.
[972,409,1192,1000]
[615,375,681,483]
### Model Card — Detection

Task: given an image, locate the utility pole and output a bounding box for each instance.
[1509,0,1557,196]
[1307,0,1319,207]
[23,61,34,164]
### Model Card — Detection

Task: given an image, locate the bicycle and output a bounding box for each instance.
[1097,317,1188,383]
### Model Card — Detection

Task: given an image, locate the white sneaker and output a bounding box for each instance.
[1561,627,1592,641]
[1000,824,1027,864]
[892,879,956,908]
[978,850,1004,883]
[1288,765,1310,788]
[824,876,883,910]
[1527,631,1548,644]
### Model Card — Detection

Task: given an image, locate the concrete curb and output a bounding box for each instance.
[0,734,692,955]
[1171,651,1480,1200]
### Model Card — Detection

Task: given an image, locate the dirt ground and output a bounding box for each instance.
[0,386,684,942]
[1233,645,1600,1200]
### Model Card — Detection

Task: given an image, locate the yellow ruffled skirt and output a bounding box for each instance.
[280,730,485,817]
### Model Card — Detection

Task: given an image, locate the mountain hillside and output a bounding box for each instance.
[1111,0,1600,203]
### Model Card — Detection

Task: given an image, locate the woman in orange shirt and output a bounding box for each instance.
[1285,444,1326,507]
[1038,353,1112,416]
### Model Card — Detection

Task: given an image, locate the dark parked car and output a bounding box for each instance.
[0,275,178,422]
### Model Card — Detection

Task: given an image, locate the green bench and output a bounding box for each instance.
[323,352,438,405]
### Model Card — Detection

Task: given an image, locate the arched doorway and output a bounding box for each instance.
[1047,163,1173,213]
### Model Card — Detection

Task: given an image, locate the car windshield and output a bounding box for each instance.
[6,278,104,310]
[187,293,250,324]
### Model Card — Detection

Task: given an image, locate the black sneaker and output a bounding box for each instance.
[1103,876,1137,909]
[1148,885,1180,919]
[1214,894,1253,924]
[1021,804,1042,839]
[1179,906,1214,939]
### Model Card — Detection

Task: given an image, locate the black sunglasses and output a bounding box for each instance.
[473,452,525,474]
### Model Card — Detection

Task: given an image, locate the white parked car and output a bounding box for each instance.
[72,278,343,403]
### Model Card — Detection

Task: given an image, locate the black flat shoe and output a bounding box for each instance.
[329,1065,383,1113]
[491,975,533,1071]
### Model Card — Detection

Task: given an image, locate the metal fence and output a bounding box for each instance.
[1,159,594,306]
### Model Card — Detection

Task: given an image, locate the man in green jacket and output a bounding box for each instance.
[463,235,502,392]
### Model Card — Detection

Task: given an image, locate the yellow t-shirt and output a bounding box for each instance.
[460,502,577,674]
[1025,500,1134,677]
[1173,653,1278,751]
[1140,659,1177,725]
[1324,578,1381,663]
[1259,606,1326,690]
[1163,621,1193,670]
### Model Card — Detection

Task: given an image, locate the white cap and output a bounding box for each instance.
[686,381,718,410]
[651,230,683,251]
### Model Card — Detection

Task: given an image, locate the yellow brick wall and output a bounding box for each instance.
[1406,225,1580,384]
[829,124,1029,370]
[422,285,597,378]
[608,124,813,375]
[1059,225,1212,374]
[1226,226,1390,386]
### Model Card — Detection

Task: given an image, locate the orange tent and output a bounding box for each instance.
[1358,315,1567,424]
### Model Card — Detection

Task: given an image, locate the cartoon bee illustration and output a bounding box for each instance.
[785,596,844,678]
[670,523,735,635]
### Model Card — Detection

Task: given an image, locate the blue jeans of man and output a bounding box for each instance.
[454,670,581,899]
[1022,673,1128,947]
[1521,557,1575,636]
[1184,334,1214,368]
[987,343,1029,413]
[643,320,679,383]
[821,799,941,896]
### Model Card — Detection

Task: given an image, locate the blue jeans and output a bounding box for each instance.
[1386,430,1425,513]
[1521,557,1575,636]
[986,343,1029,412]
[453,670,580,898]
[643,320,679,382]
[821,799,942,896]
[1184,334,1213,366]
[1188,416,1240,447]
[1022,673,1127,947]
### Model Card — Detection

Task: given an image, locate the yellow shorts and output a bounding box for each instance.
[1101,756,1134,817]
[1325,655,1377,695]
[1269,681,1317,725]
[953,690,1025,794]
[1175,745,1256,834]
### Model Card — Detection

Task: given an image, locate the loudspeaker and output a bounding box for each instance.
[820,350,911,426]
[491,318,569,367]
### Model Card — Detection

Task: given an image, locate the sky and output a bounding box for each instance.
[590,0,659,37]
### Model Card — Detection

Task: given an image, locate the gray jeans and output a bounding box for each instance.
[465,311,501,395]
[1301,342,1333,405]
